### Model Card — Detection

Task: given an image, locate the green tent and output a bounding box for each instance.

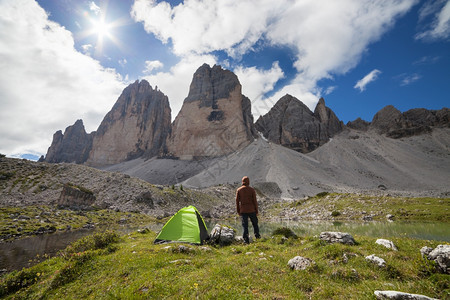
[154,206,209,244]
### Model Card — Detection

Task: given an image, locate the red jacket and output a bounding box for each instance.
[236,184,258,214]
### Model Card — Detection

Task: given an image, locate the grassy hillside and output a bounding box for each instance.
[1,230,448,299]
[266,192,450,222]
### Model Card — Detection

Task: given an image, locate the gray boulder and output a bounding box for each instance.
[374,290,438,299]
[288,256,314,270]
[210,224,235,245]
[427,244,450,274]
[420,246,433,258]
[365,254,386,267]
[319,231,356,245]
[376,239,398,251]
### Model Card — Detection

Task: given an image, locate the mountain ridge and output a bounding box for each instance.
[40,64,450,198]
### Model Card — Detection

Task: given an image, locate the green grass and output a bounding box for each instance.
[0,206,157,241]
[283,193,450,222]
[1,230,448,299]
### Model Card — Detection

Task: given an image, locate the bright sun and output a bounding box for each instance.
[93,19,110,39]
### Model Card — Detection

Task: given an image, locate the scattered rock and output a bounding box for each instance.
[378,184,387,191]
[58,184,96,210]
[366,254,386,267]
[386,214,395,221]
[210,224,235,245]
[362,215,373,221]
[169,259,191,264]
[174,245,193,253]
[235,236,253,244]
[199,246,212,252]
[288,256,314,270]
[420,246,433,258]
[426,244,450,274]
[319,231,356,245]
[137,228,150,234]
[374,290,438,300]
[118,217,128,224]
[82,223,95,229]
[376,239,398,251]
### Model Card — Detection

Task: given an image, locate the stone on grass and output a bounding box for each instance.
[319,231,356,245]
[374,290,438,300]
[376,239,398,251]
[427,244,450,274]
[235,235,253,244]
[169,259,191,264]
[210,224,235,245]
[365,254,386,267]
[288,256,314,270]
[386,214,395,221]
[420,246,433,258]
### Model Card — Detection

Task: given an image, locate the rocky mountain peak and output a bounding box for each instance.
[313,97,344,136]
[166,64,256,159]
[86,80,171,166]
[347,117,370,131]
[255,95,343,153]
[370,105,404,134]
[44,119,93,164]
[185,64,240,108]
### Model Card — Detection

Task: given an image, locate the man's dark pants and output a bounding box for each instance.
[241,212,260,243]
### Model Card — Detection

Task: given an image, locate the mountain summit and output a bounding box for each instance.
[255,95,343,153]
[86,80,171,166]
[166,64,257,159]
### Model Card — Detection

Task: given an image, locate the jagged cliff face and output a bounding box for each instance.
[86,80,171,166]
[44,119,93,164]
[255,95,343,153]
[166,64,256,159]
[347,105,450,138]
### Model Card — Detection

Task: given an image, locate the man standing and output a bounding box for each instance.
[236,176,260,244]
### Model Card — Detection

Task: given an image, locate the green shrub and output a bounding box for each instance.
[0,171,14,180]
[51,251,95,289]
[66,182,94,195]
[0,268,39,297]
[271,227,297,239]
[62,230,120,255]
[331,211,341,217]
[316,192,329,198]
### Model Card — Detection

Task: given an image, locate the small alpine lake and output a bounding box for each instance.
[1,219,448,273]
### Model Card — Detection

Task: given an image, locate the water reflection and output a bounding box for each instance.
[1,220,448,273]
[205,219,450,242]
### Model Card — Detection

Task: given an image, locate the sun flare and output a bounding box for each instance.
[93,19,110,39]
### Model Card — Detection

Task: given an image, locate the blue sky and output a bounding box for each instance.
[0,0,449,159]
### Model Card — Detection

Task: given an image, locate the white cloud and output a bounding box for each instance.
[89,1,101,15]
[416,0,450,40]
[143,60,164,74]
[132,0,416,111]
[0,0,125,156]
[234,62,284,117]
[119,58,127,67]
[234,62,284,100]
[142,54,217,118]
[81,44,93,54]
[131,0,286,58]
[398,73,421,86]
[354,69,382,92]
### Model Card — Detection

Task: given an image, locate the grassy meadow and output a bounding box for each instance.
[1,228,448,299]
